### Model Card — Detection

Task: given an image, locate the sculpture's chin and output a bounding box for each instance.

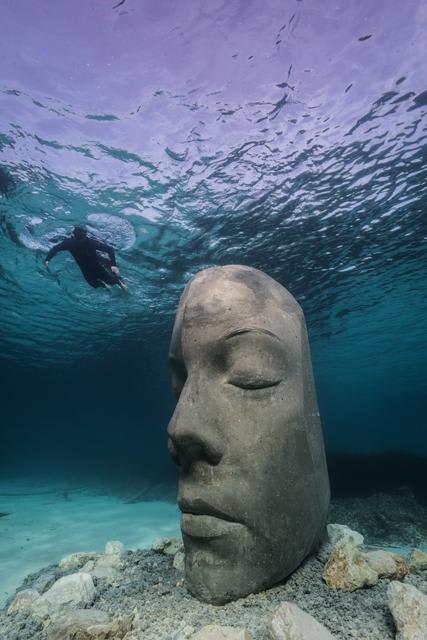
[182,528,284,605]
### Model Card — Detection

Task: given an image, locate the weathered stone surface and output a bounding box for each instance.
[105,540,125,555]
[31,572,96,617]
[173,551,185,572]
[7,589,40,615]
[362,549,408,579]
[152,536,183,555]
[327,524,364,549]
[59,551,98,571]
[317,524,364,563]
[46,608,110,639]
[388,553,408,580]
[190,625,253,640]
[82,553,123,584]
[167,265,329,604]
[81,554,122,583]
[46,609,132,640]
[81,560,96,573]
[266,602,336,639]
[388,581,427,640]
[323,543,378,591]
[408,547,427,573]
[323,536,408,591]
[30,570,58,594]
[95,553,123,569]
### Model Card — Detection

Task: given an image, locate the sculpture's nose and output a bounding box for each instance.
[167,379,223,469]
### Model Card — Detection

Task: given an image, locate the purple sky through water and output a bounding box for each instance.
[2,0,426,169]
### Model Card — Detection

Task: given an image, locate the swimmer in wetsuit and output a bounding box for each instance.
[44,225,127,291]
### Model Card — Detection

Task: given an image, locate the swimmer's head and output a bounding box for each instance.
[73,225,87,239]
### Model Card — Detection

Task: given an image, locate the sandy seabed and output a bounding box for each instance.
[0,479,180,609]
[1,480,427,639]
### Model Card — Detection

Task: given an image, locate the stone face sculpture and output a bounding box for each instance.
[167,265,330,604]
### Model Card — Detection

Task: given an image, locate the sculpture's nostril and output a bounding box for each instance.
[168,433,223,468]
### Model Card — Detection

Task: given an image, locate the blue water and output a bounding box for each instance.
[0,0,426,488]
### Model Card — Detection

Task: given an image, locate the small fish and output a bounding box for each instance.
[0,512,11,518]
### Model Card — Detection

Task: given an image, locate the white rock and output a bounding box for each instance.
[408,548,427,573]
[82,553,123,580]
[151,537,166,552]
[323,544,378,591]
[59,551,98,571]
[95,553,123,569]
[327,524,364,549]
[362,549,407,579]
[266,602,336,639]
[32,572,96,617]
[152,536,183,555]
[47,610,132,639]
[388,581,427,640]
[173,551,185,572]
[105,540,125,555]
[191,625,253,639]
[7,589,40,616]
[82,554,122,582]
[45,608,110,639]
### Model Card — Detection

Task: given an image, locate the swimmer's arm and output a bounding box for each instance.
[94,240,117,267]
[44,240,69,267]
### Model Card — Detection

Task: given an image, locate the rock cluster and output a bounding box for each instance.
[322,524,408,591]
[2,530,427,640]
[6,540,131,640]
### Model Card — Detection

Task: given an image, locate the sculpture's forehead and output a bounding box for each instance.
[172,272,301,353]
[185,277,261,320]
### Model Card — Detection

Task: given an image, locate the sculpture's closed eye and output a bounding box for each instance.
[227,372,282,390]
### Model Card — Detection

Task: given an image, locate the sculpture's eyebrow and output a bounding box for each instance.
[222,327,282,342]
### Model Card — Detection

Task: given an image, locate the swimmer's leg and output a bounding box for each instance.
[98,280,112,291]
[118,279,128,292]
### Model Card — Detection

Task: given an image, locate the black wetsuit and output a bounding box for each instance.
[45,236,121,288]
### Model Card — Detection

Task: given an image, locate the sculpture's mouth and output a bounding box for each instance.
[179,498,243,538]
[180,513,243,539]
[179,498,237,522]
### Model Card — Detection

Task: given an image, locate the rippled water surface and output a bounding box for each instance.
[1,0,426,457]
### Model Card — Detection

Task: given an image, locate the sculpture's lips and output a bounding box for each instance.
[179,498,243,538]
[179,498,237,523]
[181,514,243,539]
